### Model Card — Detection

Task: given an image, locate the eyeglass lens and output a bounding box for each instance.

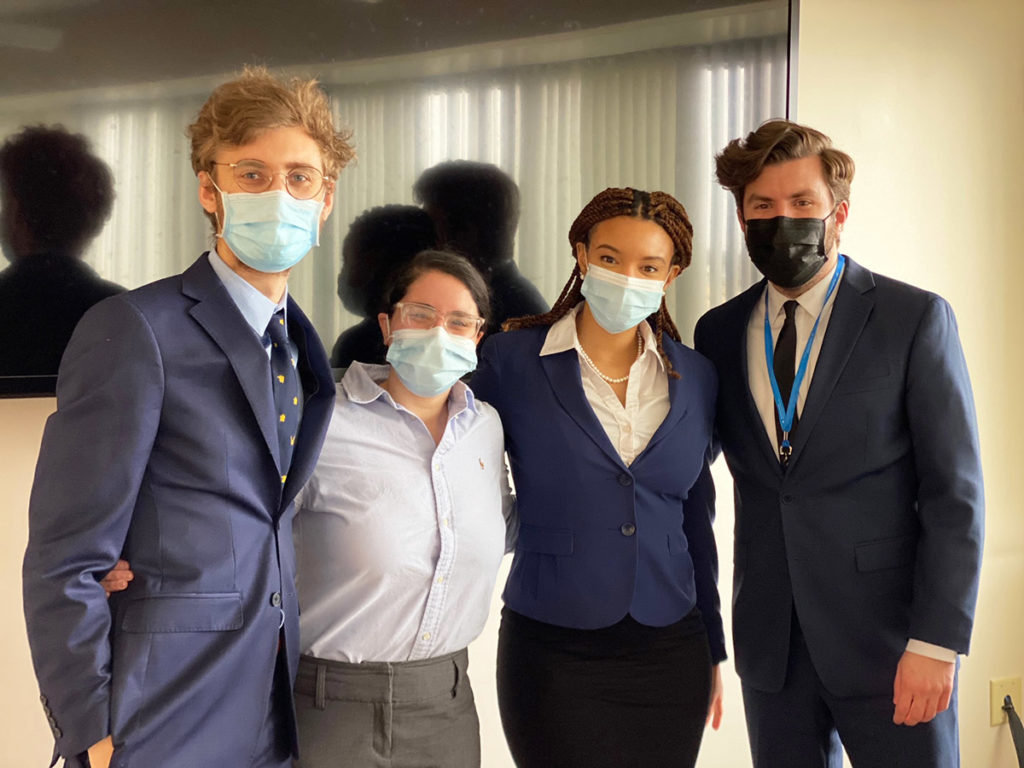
[398,303,481,337]
[230,162,324,199]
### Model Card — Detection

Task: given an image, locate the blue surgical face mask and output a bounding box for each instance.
[214,183,324,273]
[579,263,666,334]
[386,326,478,397]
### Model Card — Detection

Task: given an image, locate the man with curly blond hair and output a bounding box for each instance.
[23,67,354,768]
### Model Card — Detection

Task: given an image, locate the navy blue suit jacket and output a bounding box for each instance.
[23,254,335,766]
[694,256,983,697]
[471,323,726,662]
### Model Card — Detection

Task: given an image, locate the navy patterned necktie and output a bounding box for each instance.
[266,310,300,484]
[773,300,799,456]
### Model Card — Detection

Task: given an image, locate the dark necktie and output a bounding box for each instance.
[266,310,300,484]
[773,300,799,458]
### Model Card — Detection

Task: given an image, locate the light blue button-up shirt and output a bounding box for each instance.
[207,250,297,363]
[295,362,516,662]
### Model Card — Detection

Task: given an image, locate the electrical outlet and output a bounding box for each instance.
[990,677,1022,726]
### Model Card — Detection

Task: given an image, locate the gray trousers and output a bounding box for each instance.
[293,648,480,768]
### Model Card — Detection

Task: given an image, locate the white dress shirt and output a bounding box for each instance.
[745,258,955,663]
[294,362,515,663]
[541,303,670,465]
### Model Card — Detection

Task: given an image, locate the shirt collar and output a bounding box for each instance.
[540,302,665,372]
[766,253,843,320]
[207,250,287,338]
[342,361,479,416]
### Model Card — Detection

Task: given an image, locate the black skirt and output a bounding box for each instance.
[496,606,712,768]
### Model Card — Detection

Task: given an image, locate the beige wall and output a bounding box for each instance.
[794,0,1024,766]
[3,1,1023,766]
[1,398,61,765]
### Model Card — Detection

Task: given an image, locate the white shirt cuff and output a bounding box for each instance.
[906,638,958,662]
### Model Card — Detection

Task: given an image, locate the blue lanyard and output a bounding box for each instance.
[763,254,845,463]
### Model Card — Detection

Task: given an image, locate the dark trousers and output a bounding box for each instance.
[742,612,960,768]
[293,648,480,768]
[497,607,712,768]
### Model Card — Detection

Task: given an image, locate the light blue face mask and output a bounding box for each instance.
[215,184,324,273]
[386,326,478,397]
[579,263,667,334]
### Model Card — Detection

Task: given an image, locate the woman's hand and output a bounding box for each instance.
[100,559,134,597]
[706,663,724,730]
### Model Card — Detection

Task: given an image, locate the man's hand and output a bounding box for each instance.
[99,560,133,597]
[892,650,955,725]
[87,735,114,768]
[706,663,724,730]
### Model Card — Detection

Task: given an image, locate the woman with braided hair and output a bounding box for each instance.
[471,187,724,766]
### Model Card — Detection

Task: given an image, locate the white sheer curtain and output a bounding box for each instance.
[306,34,787,345]
[0,30,787,349]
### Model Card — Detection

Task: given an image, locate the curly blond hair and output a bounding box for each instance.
[188,66,355,227]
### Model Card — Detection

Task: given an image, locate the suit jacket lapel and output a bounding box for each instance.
[182,256,282,472]
[787,257,875,473]
[639,343,690,457]
[281,296,334,511]
[733,280,785,473]
[539,349,626,469]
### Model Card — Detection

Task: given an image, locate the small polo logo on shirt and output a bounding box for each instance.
[479,458,485,470]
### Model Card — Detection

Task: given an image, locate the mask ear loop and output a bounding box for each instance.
[204,173,227,240]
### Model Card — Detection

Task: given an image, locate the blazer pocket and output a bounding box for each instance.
[855,535,916,572]
[121,592,244,633]
[517,524,573,555]
[835,363,895,395]
[667,531,689,556]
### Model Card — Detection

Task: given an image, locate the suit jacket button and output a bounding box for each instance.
[620,523,636,536]
[782,493,794,504]
[617,474,633,487]
[270,591,282,607]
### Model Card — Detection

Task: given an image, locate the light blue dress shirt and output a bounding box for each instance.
[295,362,516,663]
[207,250,297,363]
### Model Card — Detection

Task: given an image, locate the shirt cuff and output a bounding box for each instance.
[905,638,958,662]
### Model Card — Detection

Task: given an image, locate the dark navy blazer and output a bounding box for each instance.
[694,256,984,697]
[471,322,726,663]
[23,255,335,767]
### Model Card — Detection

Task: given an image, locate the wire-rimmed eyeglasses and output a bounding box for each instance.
[210,161,330,200]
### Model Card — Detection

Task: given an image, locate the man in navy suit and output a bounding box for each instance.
[694,120,983,767]
[23,68,353,768]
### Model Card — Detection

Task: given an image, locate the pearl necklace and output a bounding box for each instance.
[577,331,643,384]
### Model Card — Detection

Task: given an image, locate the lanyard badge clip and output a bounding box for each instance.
[779,437,792,466]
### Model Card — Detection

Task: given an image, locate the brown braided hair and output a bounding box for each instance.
[503,187,693,377]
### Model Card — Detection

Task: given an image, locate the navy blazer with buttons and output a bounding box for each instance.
[23,254,335,767]
[694,256,984,698]
[471,321,726,662]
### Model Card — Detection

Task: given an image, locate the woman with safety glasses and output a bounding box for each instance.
[471,188,724,768]
[289,249,514,767]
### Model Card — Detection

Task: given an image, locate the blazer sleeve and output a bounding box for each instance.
[904,295,984,653]
[682,456,727,663]
[22,296,164,760]
[468,334,503,412]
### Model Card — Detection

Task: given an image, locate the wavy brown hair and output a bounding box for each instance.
[504,187,693,377]
[715,120,855,211]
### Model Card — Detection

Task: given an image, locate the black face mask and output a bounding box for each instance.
[744,214,830,289]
